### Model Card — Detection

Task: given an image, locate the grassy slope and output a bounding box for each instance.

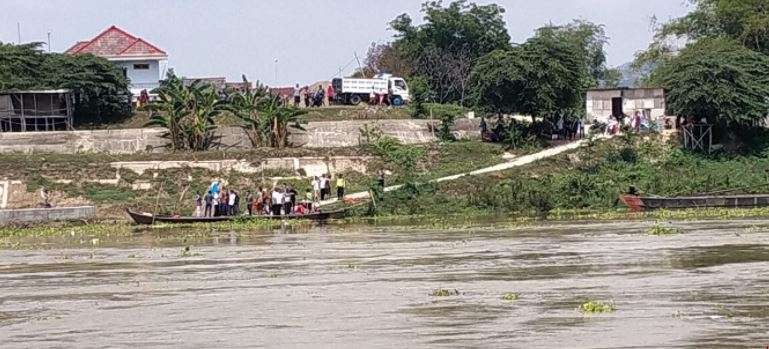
[372,134,769,217]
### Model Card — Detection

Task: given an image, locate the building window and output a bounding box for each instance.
[133,63,150,70]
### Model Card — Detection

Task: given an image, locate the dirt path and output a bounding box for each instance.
[319,137,602,206]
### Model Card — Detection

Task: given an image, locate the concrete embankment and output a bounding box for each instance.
[0,206,96,225]
[0,119,480,154]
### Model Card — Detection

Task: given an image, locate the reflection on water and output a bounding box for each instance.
[1,219,769,348]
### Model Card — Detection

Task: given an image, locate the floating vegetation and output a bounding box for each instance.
[502,292,519,301]
[430,288,460,297]
[648,222,681,236]
[579,300,616,314]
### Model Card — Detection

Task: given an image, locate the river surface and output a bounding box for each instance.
[1,219,769,348]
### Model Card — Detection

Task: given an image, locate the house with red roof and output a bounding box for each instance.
[66,26,168,99]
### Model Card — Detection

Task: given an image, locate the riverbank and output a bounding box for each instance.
[5,205,769,249]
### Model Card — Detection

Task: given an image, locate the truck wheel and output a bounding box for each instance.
[349,95,362,105]
[391,96,404,106]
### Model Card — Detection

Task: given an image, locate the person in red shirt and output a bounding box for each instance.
[326,84,335,106]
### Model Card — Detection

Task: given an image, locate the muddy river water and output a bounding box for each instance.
[1,219,769,348]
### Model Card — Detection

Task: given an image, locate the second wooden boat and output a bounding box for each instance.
[620,194,769,212]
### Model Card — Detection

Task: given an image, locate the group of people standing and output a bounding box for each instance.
[294,84,334,108]
[192,174,347,217]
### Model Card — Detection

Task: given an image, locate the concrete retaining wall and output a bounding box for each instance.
[111,156,373,178]
[0,206,96,225]
[0,119,481,154]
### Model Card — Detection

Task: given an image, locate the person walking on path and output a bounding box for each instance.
[336,174,346,200]
[377,171,386,189]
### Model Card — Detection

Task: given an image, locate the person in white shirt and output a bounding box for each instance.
[228,190,237,216]
[271,187,283,216]
[311,176,321,203]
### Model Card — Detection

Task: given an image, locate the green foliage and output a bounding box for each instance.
[648,0,769,58]
[390,0,511,103]
[146,73,227,151]
[229,79,308,148]
[408,76,431,118]
[468,30,591,121]
[534,19,612,88]
[430,104,463,142]
[0,42,131,125]
[649,37,769,130]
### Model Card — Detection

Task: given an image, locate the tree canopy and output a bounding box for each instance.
[468,27,591,120]
[0,42,131,125]
[637,0,769,66]
[388,0,511,104]
[649,37,769,128]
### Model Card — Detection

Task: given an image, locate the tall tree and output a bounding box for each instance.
[468,30,591,120]
[637,0,769,66]
[389,0,511,104]
[648,37,769,129]
[534,20,614,87]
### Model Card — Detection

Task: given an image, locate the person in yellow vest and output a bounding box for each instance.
[336,174,346,200]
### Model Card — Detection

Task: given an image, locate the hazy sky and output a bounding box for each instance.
[1,0,691,86]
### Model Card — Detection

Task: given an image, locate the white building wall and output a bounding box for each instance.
[112,59,163,94]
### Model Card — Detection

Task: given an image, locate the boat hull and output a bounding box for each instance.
[621,194,769,212]
[125,208,348,225]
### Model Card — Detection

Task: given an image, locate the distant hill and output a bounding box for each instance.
[614,62,655,88]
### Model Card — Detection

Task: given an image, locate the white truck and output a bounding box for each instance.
[331,73,410,106]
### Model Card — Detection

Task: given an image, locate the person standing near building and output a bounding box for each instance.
[326,84,335,106]
[293,84,301,106]
[336,174,346,200]
[303,87,310,108]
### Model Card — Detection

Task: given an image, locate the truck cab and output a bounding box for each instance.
[387,76,410,106]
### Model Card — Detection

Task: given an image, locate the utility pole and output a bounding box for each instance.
[47,31,51,52]
[17,22,21,44]
[353,52,363,77]
[273,58,279,86]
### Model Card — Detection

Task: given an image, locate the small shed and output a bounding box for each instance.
[0,89,74,132]
[586,87,666,125]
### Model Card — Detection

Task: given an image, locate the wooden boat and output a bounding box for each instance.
[125,208,349,225]
[620,194,769,212]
